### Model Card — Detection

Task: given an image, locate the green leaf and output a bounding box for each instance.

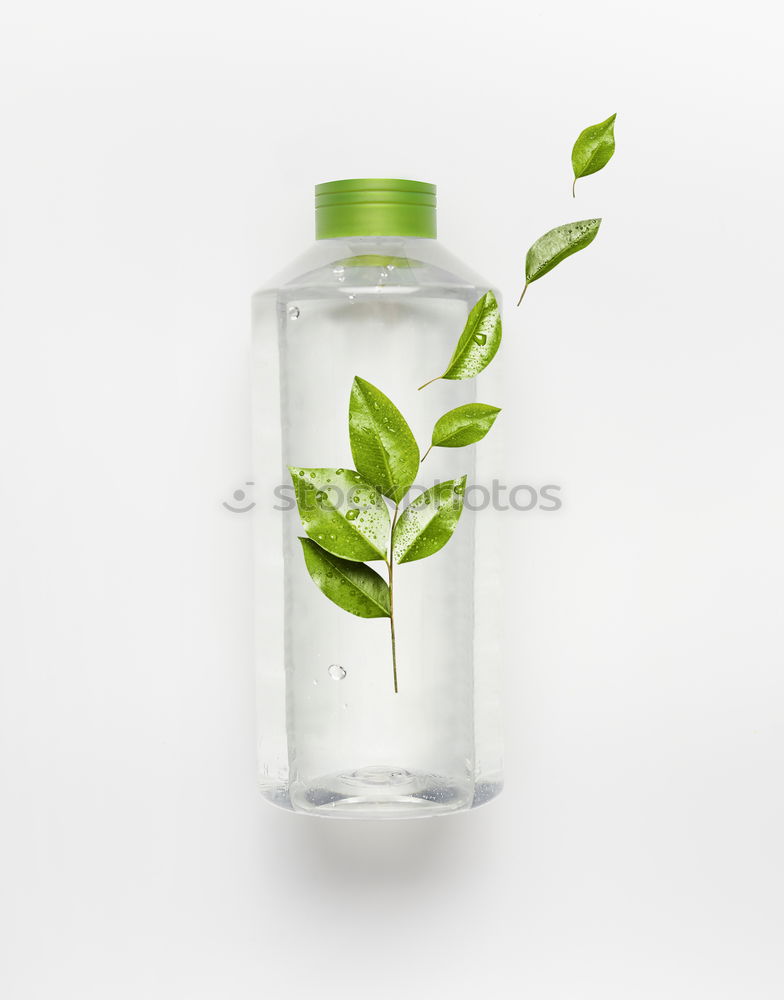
[525,219,601,286]
[430,403,501,450]
[299,538,390,618]
[417,291,502,389]
[572,113,616,195]
[438,290,502,383]
[349,377,420,504]
[392,476,467,564]
[290,467,390,562]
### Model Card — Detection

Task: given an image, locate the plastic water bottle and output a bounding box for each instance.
[252,179,503,817]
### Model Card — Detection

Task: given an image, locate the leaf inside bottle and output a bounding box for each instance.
[348,377,419,504]
[299,538,390,618]
[392,476,468,564]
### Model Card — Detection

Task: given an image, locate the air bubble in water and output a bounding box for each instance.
[328,664,346,680]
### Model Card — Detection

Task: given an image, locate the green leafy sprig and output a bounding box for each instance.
[291,298,501,693]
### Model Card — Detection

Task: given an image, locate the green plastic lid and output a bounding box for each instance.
[315,178,436,240]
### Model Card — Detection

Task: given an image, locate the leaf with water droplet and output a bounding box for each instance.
[518,219,601,304]
[392,476,467,564]
[571,114,616,196]
[290,467,389,561]
[349,377,419,504]
[419,291,502,389]
[429,403,501,451]
[299,538,390,618]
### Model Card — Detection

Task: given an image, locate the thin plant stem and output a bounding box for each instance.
[420,444,433,463]
[516,282,529,307]
[386,502,400,694]
[572,176,577,198]
[417,375,442,391]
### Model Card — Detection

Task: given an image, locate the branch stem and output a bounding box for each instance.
[386,502,400,693]
[516,283,529,307]
[572,176,577,198]
[417,375,442,391]
[420,444,433,463]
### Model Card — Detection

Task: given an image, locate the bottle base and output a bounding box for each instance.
[259,765,502,819]
[290,765,472,818]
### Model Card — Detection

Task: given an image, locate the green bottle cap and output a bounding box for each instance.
[315,178,436,240]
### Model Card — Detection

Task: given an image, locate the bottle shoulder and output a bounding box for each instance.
[252,238,497,304]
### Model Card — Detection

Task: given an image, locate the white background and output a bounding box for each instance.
[1,1,782,997]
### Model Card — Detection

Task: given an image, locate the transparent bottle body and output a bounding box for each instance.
[252,237,503,818]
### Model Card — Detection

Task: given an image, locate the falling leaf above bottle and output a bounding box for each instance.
[571,113,617,197]
[518,219,601,305]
